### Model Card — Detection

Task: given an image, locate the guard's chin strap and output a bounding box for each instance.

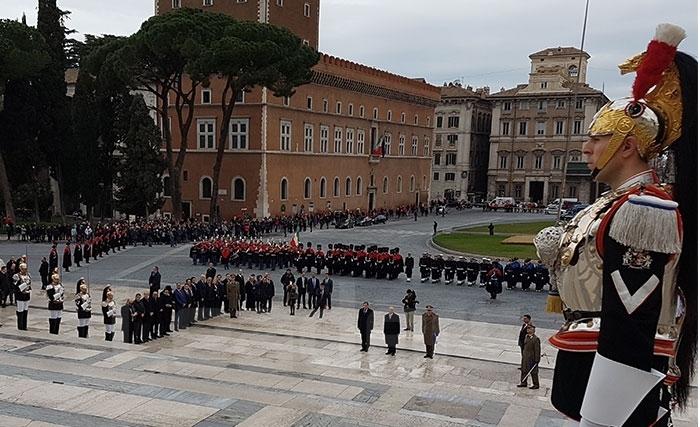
[591,168,600,179]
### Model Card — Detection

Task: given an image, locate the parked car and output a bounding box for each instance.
[487,197,516,212]
[335,218,355,229]
[561,203,589,221]
[544,198,579,214]
[357,217,374,227]
[373,214,387,224]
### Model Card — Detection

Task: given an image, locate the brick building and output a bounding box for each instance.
[155,0,438,220]
[486,47,608,205]
[432,83,491,203]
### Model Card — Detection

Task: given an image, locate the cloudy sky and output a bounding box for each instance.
[3,0,697,99]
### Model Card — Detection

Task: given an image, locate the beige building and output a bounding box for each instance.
[486,47,608,204]
[432,83,492,202]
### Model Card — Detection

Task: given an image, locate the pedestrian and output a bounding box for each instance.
[75,283,92,338]
[132,293,144,344]
[401,289,418,331]
[46,273,64,334]
[357,302,374,352]
[322,274,333,309]
[517,325,540,389]
[121,298,134,343]
[39,257,49,290]
[421,305,440,358]
[102,290,117,341]
[159,287,173,336]
[488,223,495,236]
[308,283,330,318]
[518,314,532,354]
[383,307,400,355]
[62,242,72,272]
[404,253,414,282]
[226,275,240,318]
[0,265,11,308]
[286,281,297,315]
[433,221,437,235]
[149,266,161,295]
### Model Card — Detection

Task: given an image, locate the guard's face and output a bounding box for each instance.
[583,134,611,175]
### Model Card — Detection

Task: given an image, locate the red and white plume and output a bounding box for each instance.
[632,23,686,101]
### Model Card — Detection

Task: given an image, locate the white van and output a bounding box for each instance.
[545,198,578,215]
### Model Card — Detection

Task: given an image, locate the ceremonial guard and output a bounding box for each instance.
[455,256,467,285]
[466,258,479,287]
[315,245,325,275]
[478,258,491,287]
[39,257,49,289]
[62,242,72,272]
[404,253,414,282]
[430,254,444,284]
[535,24,696,426]
[46,273,64,334]
[13,262,31,330]
[504,258,521,290]
[73,242,82,268]
[48,245,58,273]
[75,283,91,338]
[443,256,456,285]
[419,253,431,282]
[102,290,117,341]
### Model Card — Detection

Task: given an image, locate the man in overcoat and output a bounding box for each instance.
[517,325,541,389]
[357,302,374,352]
[383,307,400,355]
[421,305,440,358]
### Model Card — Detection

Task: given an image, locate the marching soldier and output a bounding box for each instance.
[404,253,414,282]
[419,253,431,282]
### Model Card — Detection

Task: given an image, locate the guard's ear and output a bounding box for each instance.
[620,135,642,159]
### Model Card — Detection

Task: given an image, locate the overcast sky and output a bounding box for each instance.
[3,0,697,99]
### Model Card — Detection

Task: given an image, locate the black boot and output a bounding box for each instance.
[109,332,115,341]
[84,326,89,338]
[21,311,28,330]
[77,326,82,338]
[105,332,110,341]
[49,318,56,334]
[56,318,61,334]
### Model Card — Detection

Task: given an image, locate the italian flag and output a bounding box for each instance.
[290,232,299,249]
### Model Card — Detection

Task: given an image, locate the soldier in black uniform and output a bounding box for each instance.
[478,258,491,287]
[504,258,521,290]
[466,258,479,287]
[404,253,414,282]
[46,273,64,334]
[444,256,456,285]
[13,262,31,330]
[75,283,92,338]
[315,245,325,275]
[431,255,444,284]
[455,256,467,285]
[419,253,431,282]
[132,293,145,344]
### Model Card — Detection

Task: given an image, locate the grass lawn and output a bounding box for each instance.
[434,233,539,259]
[458,221,556,235]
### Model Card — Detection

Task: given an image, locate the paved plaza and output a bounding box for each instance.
[0,210,696,426]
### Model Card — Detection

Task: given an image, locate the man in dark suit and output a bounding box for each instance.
[322,274,333,309]
[517,325,541,389]
[518,314,532,354]
[149,266,161,295]
[357,302,374,352]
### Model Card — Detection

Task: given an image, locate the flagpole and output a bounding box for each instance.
[558,0,590,221]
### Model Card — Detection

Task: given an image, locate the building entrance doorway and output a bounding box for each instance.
[528,182,544,204]
[181,202,192,220]
[444,189,455,201]
[368,191,375,211]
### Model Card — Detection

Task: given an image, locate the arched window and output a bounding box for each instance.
[568,65,579,77]
[319,177,327,198]
[162,176,171,197]
[410,175,416,192]
[280,178,288,201]
[232,177,245,201]
[333,177,340,197]
[356,177,362,196]
[396,176,402,193]
[304,177,312,199]
[200,176,212,199]
[345,177,352,196]
[382,176,388,194]
[422,175,427,190]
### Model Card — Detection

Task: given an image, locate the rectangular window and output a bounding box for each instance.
[573,120,582,134]
[555,120,565,135]
[383,133,391,156]
[307,96,312,110]
[550,184,560,199]
[445,173,456,181]
[359,105,365,117]
[304,124,314,152]
[345,128,354,154]
[229,118,248,150]
[499,155,508,169]
[348,104,353,116]
[235,90,244,103]
[280,121,291,151]
[201,89,212,104]
[534,155,543,169]
[322,99,328,113]
[540,81,548,89]
[356,129,365,154]
[536,121,546,135]
[518,121,527,136]
[514,184,522,198]
[569,151,581,162]
[398,135,405,156]
[373,108,378,120]
[435,134,442,146]
[197,119,215,150]
[172,0,181,8]
[447,116,460,128]
[304,2,310,17]
[319,125,329,153]
[423,137,429,157]
[503,101,512,111]
[447,134,458,146]
[446,152,457,166]
[516,155,524,169]
[203,0,213,6]
[283,96,290,107]
[568,185,578,198]
[557,99,566,108]
[276,0,283,6]
[575,98,584,109]
[538,100,546,111]
[434,153,441,165]
[334,127,343,153]
[336,102,342,114]
[387,110,392,121]
[411,136,418,156]
[553,155,562,170]
[401,113,405,123]
[433,172,440,181]
[501,121,510,136]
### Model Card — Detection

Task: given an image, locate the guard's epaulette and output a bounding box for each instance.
[607,187,682,254]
